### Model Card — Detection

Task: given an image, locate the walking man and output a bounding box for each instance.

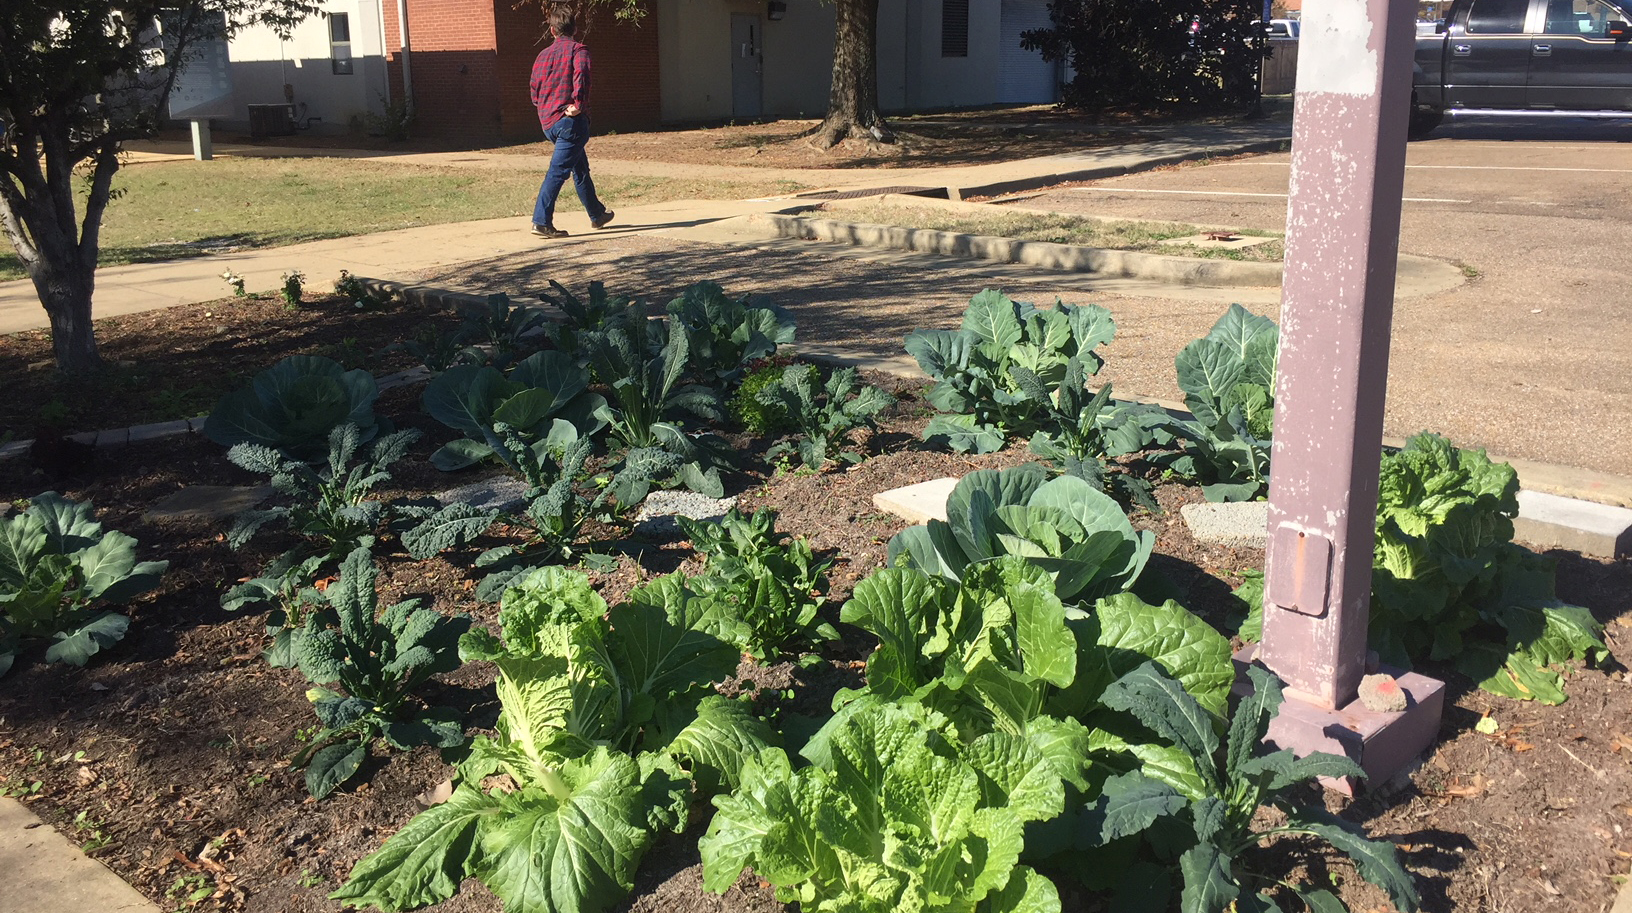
[529,6,613,239]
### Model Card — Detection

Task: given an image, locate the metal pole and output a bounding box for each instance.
[1257,0,1417,711]
[396,0,414,111]
[190,119,213,161]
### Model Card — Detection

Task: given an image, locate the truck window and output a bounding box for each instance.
[1466,0,1531,32]
[1542,0,1618,33]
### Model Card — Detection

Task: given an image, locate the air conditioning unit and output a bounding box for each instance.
[247,104,295,137]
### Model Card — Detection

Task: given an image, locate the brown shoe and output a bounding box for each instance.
[591,210,615,230]
[531,224,568,239]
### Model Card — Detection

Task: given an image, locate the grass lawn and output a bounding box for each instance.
[833,204,1285,261]
[0,158,807,282]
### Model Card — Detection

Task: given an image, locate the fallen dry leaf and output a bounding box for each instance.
[416,779,455,807]
[1443,773,1491,798]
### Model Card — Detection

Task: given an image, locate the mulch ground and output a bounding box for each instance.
[1,296,1629,913]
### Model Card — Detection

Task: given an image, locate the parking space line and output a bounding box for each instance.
[1065,187,1472,203]
[1233,160,1632,174]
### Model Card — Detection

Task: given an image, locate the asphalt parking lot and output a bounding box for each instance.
[1011,119,1632,479]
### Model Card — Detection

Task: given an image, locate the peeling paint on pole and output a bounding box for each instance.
[1257,0,1418,711]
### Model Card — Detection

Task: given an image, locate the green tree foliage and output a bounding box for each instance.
[1021,0,1265,110]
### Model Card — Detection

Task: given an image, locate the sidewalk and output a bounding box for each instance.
[1,119,1293,337]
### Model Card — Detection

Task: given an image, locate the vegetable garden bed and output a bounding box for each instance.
[1,285,1629,913]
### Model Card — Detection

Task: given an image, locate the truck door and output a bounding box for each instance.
[1444,0,1541,107]
[1528,0,1632,109]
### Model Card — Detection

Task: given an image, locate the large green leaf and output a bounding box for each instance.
[664,695,775,789]
[332,784,497,911]
[1052,594,1233,719]
[205,355,379,459]
[1177,843,1239,913]
[1081,771,1188,844]
[1100,664,1221,792]
[1286,807,1420,912]
[43,611,129,666]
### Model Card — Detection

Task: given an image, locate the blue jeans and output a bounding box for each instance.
[532,115,608,229]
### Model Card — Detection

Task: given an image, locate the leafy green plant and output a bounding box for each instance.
[292,548,470,799]
[331,566,771,913]
[203,354,383,462]
[581,306,730,506]
[1081,663,1419,913]
[334,269,389,310]
[422,349,606,471]
[226,424,421,563]
[756,364,893,470]
[1370,433,1607,703]
[458,293,550,368]
[220,551,330,668]
[281,269,306,308]
[700,701,1065,913]
[1019,357,1169,512]
[888,464,1155,604]
[1160,304,1278,502]
[221,269,247,297]
[728,358,806,433]
[364,91,415,141]
[664,280,796,388]
[0,492,167,676]
[659,506,836,661]
[905,289,1117,453]
[379,324,481,375]
[535,278,631,358]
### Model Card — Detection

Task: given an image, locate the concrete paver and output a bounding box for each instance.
[0,797,158,913]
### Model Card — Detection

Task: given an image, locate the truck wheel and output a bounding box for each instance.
[1408,98,1443,139]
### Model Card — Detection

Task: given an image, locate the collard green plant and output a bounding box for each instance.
[1019,358,1169,513]
[293,548,471,799]
[1160,304,1278,502]
[332,566,771,913]
[1081,663,1419,913]
[905,289,1117,453]
[422,349,607,471]
[220,551,330,668]
[203,355,382,461]
[699,701,1065,913]
[888,465,1155,604]
[226,424,421,563]
[1371,433,1606,703]
[581,306,730,506]
[758,364,893,470]
[0,492,167,676]
[665,280,796,388]
[662,507,836,661]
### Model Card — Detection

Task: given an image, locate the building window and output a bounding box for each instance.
[941,0,969,57]
[329,12,353,75]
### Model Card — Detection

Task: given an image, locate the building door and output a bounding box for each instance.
[731,13,763,119]
[999,0,1058,103]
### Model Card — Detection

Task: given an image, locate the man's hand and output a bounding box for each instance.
[564,103,581,117]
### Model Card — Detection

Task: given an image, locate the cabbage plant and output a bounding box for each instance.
[204,354,382,461]
[0,492,167,676]
[422,349,606,471]
[888,464,1154,604]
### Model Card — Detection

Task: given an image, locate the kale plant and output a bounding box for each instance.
[332,566,771,913]
[457,293,551,368]
[1159,304,1278,502]
[757,364,893,470]
[905,289,1117,453]
[665,280,796,388]
[535,278,631,359]
[293,548,471,799]
[226,424,422,564]
[0,492,167,676]
[422,349,607,471]
[1081,663,1419,913]
[888,464,1155,604]
[203,354,383,461]
[581,306,730,506]
[660,506,836,661]
[1018,357,1170,513]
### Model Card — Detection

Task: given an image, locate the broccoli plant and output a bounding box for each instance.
[1082,663,1419,913]
[0,492,167,676]
[293,548,471,799]
[757,364,893,470]
[226,424,421,565]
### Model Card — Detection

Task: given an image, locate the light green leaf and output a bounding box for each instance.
[332,784,497,911]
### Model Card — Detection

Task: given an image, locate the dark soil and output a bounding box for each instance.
[1,299,1629,913]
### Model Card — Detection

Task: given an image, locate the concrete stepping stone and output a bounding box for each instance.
[1514,489,1632,560]
[1179,501,1270,549]
[141,485,273,523]
[872,477,959,525]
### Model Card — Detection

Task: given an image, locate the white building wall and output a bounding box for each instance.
[225,0,389,133]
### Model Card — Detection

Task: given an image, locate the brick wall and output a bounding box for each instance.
[383,0,661,141]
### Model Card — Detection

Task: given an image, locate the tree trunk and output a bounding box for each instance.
[34,263,102,374]
[814,0,894,148]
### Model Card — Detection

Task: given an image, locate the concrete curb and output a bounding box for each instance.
[945,139,1294,200]
[748,212,1285,288]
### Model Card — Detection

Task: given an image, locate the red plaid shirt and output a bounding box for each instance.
[530,35,591,132]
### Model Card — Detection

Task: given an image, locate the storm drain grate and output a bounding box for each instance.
[795,185,946,200]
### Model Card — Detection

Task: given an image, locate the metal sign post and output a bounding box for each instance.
[1250,0,1444,791]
